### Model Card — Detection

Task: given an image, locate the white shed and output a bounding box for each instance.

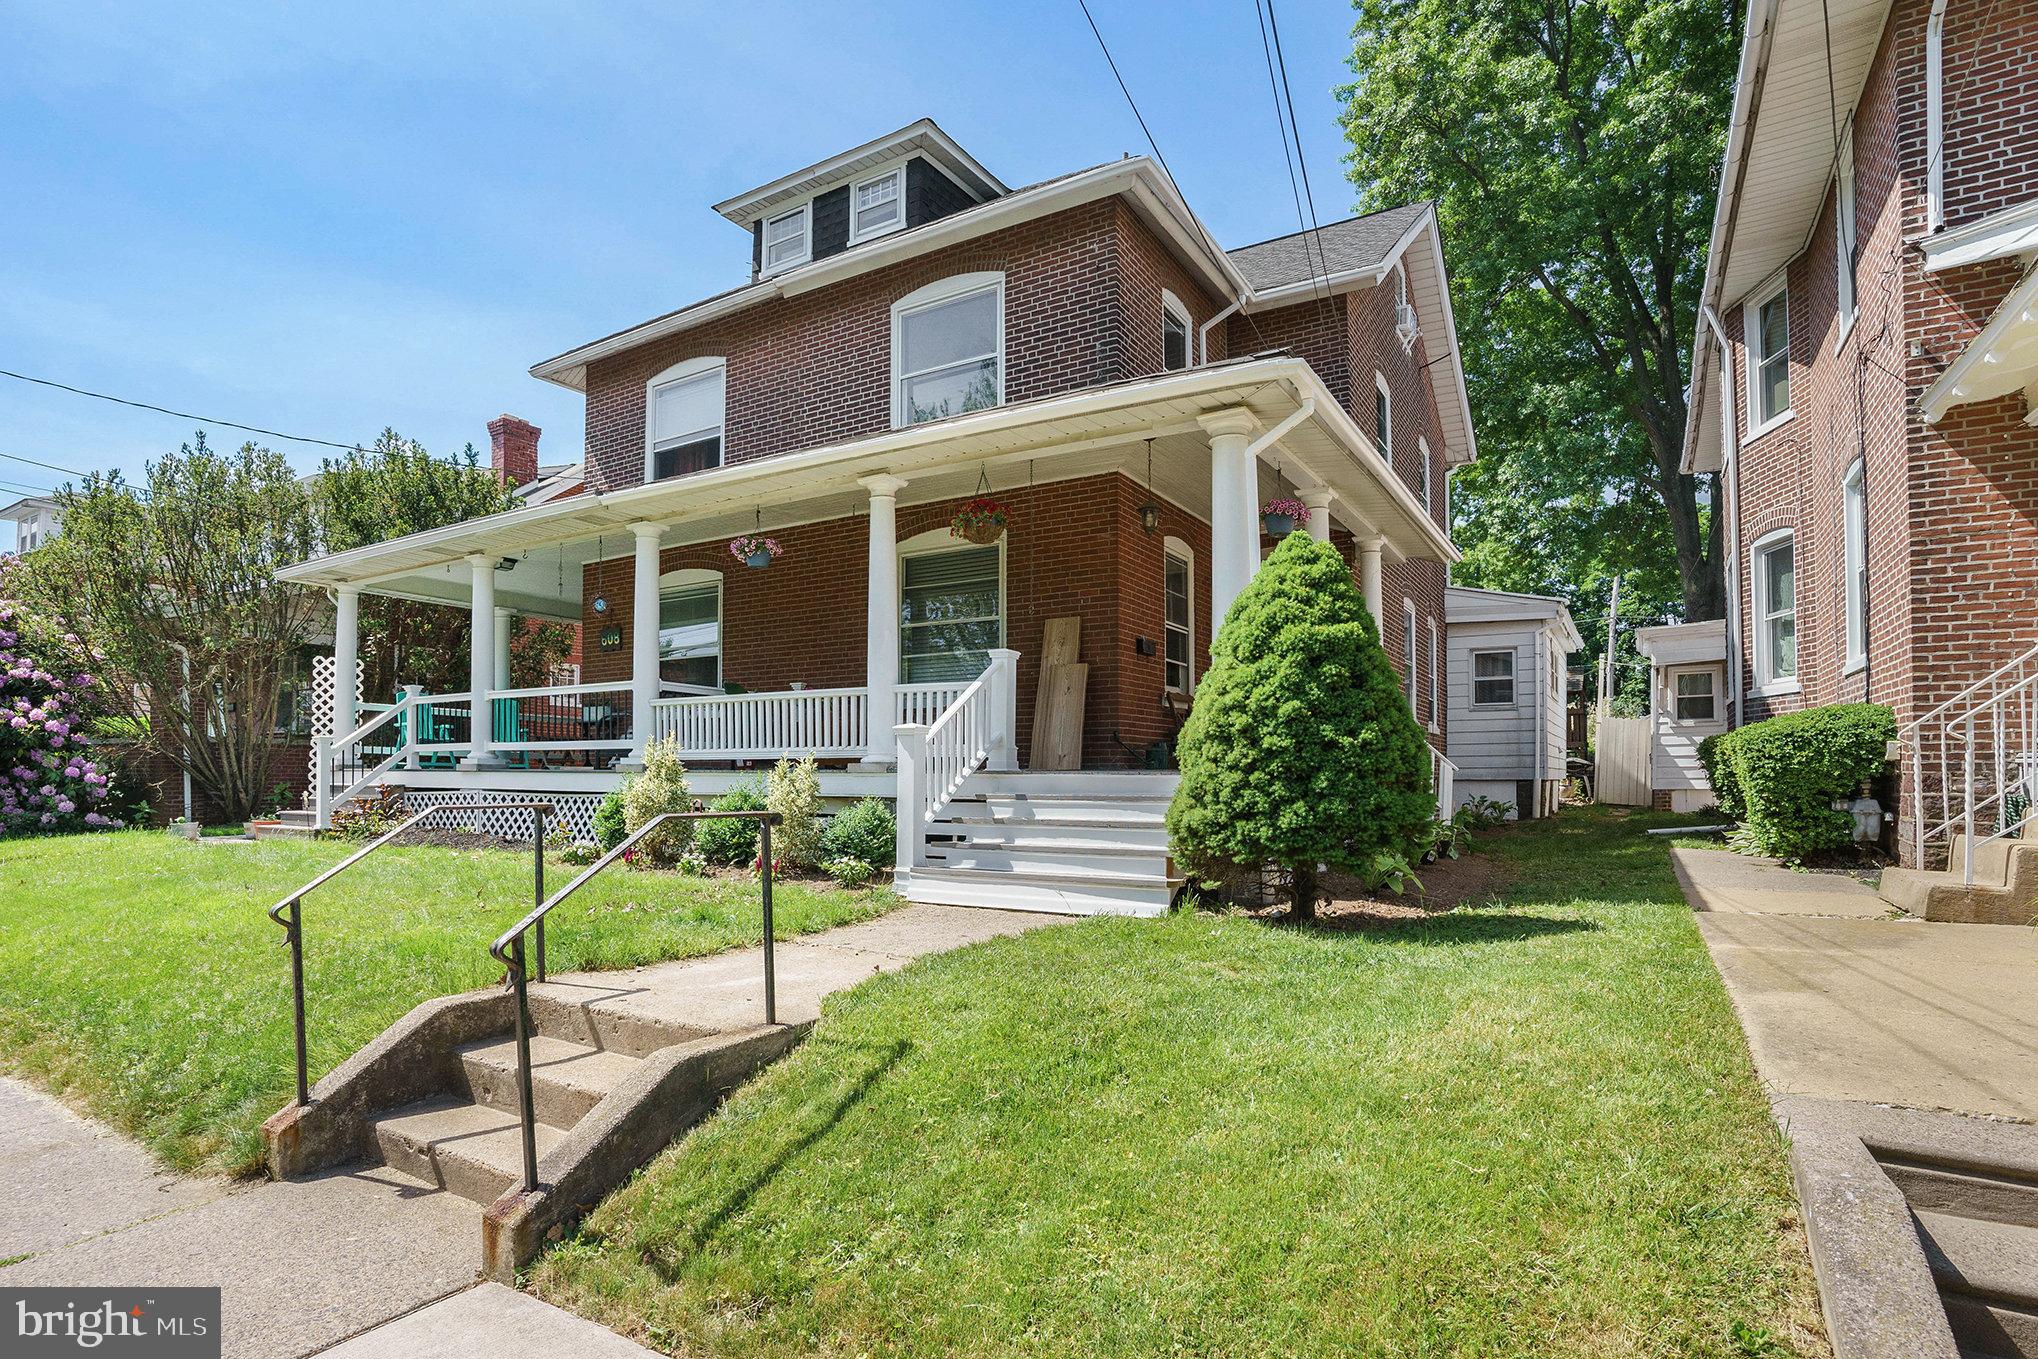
[1445,587,1583,819]
[1631,619,1729,813]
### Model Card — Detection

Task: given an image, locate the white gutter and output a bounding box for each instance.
[1245,398,1315,460]
[1704,304,1746,726]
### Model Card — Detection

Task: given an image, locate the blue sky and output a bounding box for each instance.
[0,1,1364,546]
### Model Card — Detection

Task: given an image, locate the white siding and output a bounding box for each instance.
[1649,663,1727,792]
[1446,619,1542,782]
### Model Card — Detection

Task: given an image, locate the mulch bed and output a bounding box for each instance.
[1241,829,1520,931]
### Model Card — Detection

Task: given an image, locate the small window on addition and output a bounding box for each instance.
[1672,668,1717,723]
[1472,649,1515,706]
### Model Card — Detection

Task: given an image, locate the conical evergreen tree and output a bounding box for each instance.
[1166,533,1435,920]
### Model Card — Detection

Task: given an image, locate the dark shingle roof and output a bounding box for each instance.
[1225,203,1430,290]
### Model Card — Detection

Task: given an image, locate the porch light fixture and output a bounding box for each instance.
[1137,439,1161,536]
[496,556,518,572]
[592,596,609,615]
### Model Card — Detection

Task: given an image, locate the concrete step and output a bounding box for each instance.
[369,1098,569,1205]
[1879,867,2038,927]
[901,865,1176,917]
[1916,1210,2038,1357]
[1947,837,2038,889]
[1939,1293,2038,1359]
[928,818,1170,850]
[920,843,1172,878]
[525,987,712,1058]
[1885,1158,2038,1229]
[452,1033,645,1127]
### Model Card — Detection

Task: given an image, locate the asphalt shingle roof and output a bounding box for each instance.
[1225,203,1430,290]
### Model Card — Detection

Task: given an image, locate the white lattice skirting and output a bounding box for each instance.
[399,789,607,843]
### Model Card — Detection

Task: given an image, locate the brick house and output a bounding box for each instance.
[278,119,1477,912]
[1683,0,2038,872]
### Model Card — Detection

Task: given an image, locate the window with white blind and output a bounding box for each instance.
[1164,539,1194,693]
[893,273,1004,427]
[899,540,1003,683]
[657,572,722,691]
[851,167,904,243]
[645,358,725,482]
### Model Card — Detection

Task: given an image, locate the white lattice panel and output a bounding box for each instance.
[399,788,605,843]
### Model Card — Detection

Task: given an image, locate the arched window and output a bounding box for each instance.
[1751,528,1798,691]
[645,357,726,483]
[658,568,722,692]
[892,272,1004,428]
[898,525,1004,683]
[1163,536,1195,693]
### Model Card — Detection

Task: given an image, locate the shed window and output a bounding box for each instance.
[1473,650,1515,706]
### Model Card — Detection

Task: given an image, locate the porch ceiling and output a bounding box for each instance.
[276,356,1454,613]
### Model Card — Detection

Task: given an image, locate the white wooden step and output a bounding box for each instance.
[958,796,1170,826]
[922,844,1172,878]
[962,770,1179,798]
[928,820,1171,851]
[901,866,1175,917]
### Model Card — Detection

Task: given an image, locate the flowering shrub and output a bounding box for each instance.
[0,559,124,835]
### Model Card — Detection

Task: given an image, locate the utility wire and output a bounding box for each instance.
[1254,0,1322,307]
[0,450,90,478]
[0,368,365,452]
[1263,0,1338,308]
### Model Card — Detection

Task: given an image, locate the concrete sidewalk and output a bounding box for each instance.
[2,903,1055,1358]
[1674,845,2038,1122]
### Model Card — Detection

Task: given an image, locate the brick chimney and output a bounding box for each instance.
[487,414,541,489]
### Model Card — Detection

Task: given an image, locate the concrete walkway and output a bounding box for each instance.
[1,903,1055,1358]
[1674,845,2038,1122]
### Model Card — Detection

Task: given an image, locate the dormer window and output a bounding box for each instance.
[646,358,725,482]
[762,205,810,274]
[851,166,905,243]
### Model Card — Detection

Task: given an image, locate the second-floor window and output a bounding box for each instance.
[1162,290,1191,371]
[763,205,809,273]
[1745,276,1791,433]
[851,167,904,243]
[646,358,725,482]
[1374,372,1392,460]
[1836,124,1858,331]
[893,272,1004,427]
[1418,435,1432,515]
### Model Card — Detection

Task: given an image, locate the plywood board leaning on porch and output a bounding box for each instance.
[1030,617,1086,771]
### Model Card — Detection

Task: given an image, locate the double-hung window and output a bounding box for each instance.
[1427,619,1440,729]
[900,541,1002,683]
[1163,541,1194,693]
[658,574,722,691]
[1161,290,1191,371]
[646,358,725,482]
[1374,373,1392,461]
[1671,667,1718,723]
[1844,461,1868,670]
[851,167,904,242]
[1473,649,1515,706]
[1753,530,1798,689]
[1836,125,1858,334]
[1401,601,1419,710]
[762,205,809,274]
[1418,435,1432,515]
[893,273,1003,427]
[1745,277,1792,433]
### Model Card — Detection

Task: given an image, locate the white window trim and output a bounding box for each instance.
[1750,527,1802,695]
[1665,663,1722,726]
[1162,535,1195,694]
[1742,271,1794,441]
[1471,647,1517,708]
[1843,460,1868,674]
[1374,372,1393,461]
[1426,617,1440,732]
[1160,288,1192,372]
[1417,435,1432,515]
[890,271,1006,429]
[1401,598,1419,712]
[848,165,906,246]
[1835,123,1859,347]
[897,524,1006,684]
[642,356,726,483]
[656,567,724,690]
[761,204,811,277]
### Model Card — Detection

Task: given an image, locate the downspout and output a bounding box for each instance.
[1704,304,1746,727]
[1198,299,1242,365]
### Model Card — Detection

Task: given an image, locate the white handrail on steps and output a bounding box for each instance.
[893,650,1019,872]
[1906,638,2038,876]
[314,696,414,829]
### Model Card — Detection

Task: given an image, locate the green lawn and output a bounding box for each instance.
[531,807,1826,1359]
[0,832,893,1175]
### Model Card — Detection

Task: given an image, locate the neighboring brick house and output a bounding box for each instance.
[279,119,1478,913]
[1683,0,2038,868]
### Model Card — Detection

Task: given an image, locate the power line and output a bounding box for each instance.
[0,368,365,452]
[1253,0,1319,305]
[1263,0,1337,308]
[1074,0,1185,197]
[0,450,90,479]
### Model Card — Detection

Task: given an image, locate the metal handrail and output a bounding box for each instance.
[267,800,555,1108]
[487,808,784,1196]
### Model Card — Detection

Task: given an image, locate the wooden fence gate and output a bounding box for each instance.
[1594,713,1652,806]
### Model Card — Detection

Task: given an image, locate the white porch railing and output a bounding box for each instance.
[1430,746,1457,823]
[1907,639,2038,881]
[895,651,1020,870]
[649,680,966,761]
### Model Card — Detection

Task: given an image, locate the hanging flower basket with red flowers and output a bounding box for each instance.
[728,534,783,569]
[1261,496,1310,538]
[950,497,1008,545]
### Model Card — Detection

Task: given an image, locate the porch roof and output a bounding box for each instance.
[275,356,1456,620]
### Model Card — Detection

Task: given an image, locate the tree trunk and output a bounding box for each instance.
[1289,863,1319,924]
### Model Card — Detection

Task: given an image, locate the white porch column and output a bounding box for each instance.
[859,474,909,764]
[1200,409,1261,634]
[332,586,360,736]
[628,522,664,765]
[1303,488,1333,544]
[464,555,497,767]
[1359,537,1385,632]
[493,607,513,690]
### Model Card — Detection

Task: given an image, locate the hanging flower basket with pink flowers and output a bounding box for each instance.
[1261,496,1310,538]
[728,534,783,569]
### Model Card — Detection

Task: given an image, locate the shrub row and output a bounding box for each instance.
[1698,702,1894,860]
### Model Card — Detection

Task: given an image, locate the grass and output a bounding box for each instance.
[531,806,1827,1359]
[0,831,894,1175]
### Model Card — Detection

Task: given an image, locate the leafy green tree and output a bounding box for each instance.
[1340,0,1740,619]
[1167,534,1434,921]
[19,435,322,822]
[315,431,571,697]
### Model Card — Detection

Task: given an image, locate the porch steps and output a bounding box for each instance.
[1880,829,2038,926]
[903,771,1181,917]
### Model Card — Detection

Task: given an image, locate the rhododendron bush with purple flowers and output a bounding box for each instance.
[0,556,123,834]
